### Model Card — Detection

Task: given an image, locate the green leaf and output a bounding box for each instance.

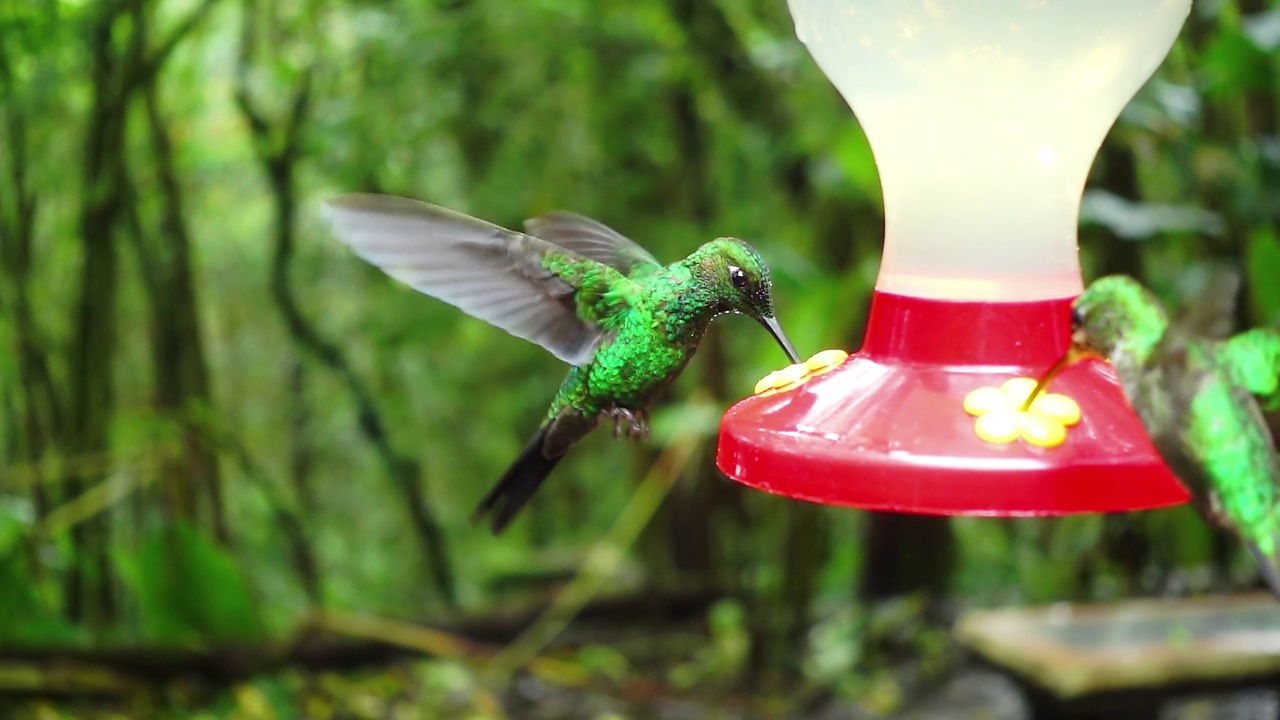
[0,498,32,556]
[832,122,883,204]
[1246,227,1280,326]
[1200,30,1271,95]
[0,516,80,647]
[113,522,264,644]
[0,560,80,646]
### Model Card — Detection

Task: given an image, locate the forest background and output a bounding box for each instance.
[2,0,1280,716]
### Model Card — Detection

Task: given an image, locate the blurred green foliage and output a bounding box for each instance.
[1,0,1280,715]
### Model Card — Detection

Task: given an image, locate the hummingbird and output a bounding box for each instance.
[1067,274,1280,595]
[323,194,802,533]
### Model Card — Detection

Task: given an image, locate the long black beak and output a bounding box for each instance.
[760,315,802,364]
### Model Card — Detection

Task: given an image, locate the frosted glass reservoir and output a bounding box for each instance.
[790,0,1192,300]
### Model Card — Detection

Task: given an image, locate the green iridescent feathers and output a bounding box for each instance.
[1222,328,1280,412]
[688,239,780,321]
[1073,275,1169,366]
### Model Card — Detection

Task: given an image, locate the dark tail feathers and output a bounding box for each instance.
[1246,540,1280,599]
[472,426,563,534]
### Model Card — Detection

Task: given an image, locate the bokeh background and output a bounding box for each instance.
[2,0,1280,717]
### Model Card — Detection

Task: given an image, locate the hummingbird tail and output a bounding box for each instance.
[1245,541,1280,599]
[473,426,564,535]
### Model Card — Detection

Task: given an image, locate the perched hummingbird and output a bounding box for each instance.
[323,194,801,533]
[1069,275,1280,594]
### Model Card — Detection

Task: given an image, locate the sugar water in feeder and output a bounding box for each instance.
[718,0,1194,515]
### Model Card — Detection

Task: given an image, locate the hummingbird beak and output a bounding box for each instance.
[760,315,802,365]
[1021,331,1106,411]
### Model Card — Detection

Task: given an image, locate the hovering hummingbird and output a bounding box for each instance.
[1065,275,1280,595]
[323,194,801,533]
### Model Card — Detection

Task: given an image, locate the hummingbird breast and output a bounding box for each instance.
[585,320,697,410]
[548,268,715,419]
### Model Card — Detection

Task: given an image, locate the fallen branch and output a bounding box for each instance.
[0,588,718,692]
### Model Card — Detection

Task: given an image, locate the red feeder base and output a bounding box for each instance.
[717,291,1190,515]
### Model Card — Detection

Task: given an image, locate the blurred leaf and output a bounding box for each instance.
[114,522,264,644]
[1199,30,1271,95]
[0,510,78,646]
[1243,10,1280,52]
[668,598,750,690]
[803,604,861,683]
[0,559,77,646]
[1121,80,1200,130]
[574,643,631,682]
[1246,227,1280,326]
[831,122,882,204]
[233,682,278,720]
[649,396,723,444]
[1080,189,1225,240]
[1165,506,1217,567]
[0,497,33,555]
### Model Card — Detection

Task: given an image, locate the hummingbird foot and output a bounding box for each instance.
[608,408,650,441]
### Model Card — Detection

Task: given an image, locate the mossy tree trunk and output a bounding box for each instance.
[123,21,227,541]
[234,0,456,605]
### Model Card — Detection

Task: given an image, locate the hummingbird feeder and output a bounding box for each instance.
[717,0,1194,515]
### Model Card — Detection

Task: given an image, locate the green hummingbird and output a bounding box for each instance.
[323,194,801,533]
[1069,275,1280,594]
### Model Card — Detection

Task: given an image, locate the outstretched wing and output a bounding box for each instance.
[524,211,662,278]
[323,194,605,366]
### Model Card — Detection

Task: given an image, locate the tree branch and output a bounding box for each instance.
[130,0,220,92]
[232,0,457,605]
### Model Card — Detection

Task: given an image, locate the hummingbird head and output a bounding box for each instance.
[1026,275,1168,408]
[1072,275,1168,366]
[693,238,801,363]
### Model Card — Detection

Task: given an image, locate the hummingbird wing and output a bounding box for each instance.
[1220,328,1280,414]
[1169,343,1279,529]
[1211,336,1280,595]
[1171,263,1241,340]
[524,211,662,278]
[323,194,610,366]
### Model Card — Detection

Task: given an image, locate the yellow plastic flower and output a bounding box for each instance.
[754,349,850,396]
[963,377,1082,448]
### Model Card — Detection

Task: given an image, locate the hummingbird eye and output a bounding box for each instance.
[1070,307,1084,328]
[728,266,749,290]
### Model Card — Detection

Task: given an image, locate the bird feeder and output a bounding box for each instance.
[717,0,1194,515]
